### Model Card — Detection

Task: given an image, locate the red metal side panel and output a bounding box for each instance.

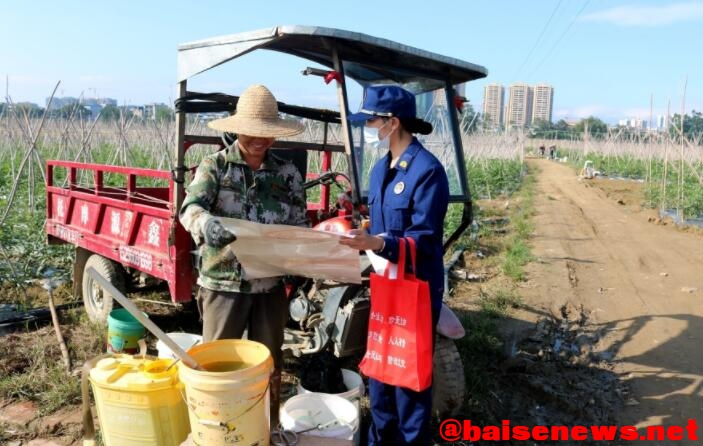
[71,200,107,234]
[45,160,196,304]
[96,206,135,242]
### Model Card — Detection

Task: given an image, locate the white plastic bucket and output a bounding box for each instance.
[156,332,202,360]
[297,368,365,410]
[280,393,359,445]
[178,339,273,446]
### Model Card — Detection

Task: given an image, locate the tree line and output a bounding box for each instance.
[528,112,703,142]
[0,102,175,122]
[454,100,703,143]
[3,99,702,144]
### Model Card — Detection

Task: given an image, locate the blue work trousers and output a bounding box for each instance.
[367,379,433,445]
[367,309,440,445]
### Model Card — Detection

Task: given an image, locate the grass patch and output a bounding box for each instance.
[444,159,525,251]
[502,239,533,281]
[0,310,105,416]
[455,307,502,397]
[479,287,522,317]
[444,162,536,425]
[453,286,522,416]
[500,170,535,281]
[467,158,524,199]
[0,338,81,415]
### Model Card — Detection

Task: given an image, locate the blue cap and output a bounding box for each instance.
[348,85,417,122]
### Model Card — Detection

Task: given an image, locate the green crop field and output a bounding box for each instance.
[531,133,703,220]
[0,116,527,295]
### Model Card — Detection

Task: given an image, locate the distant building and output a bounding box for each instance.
[482,82,554,129]
[531,83,553,124]
[656,114,669,131]
[433,89,448,109]
[144,103,170,120]
[618,118,648,131]
[42,96,174,120]
[196,112,228,123]
[416,91,434,121]
[126,105,144,118]
[482,83,504,129]
[45,96,117,119]
[46,96,79,110]
[83,98,117,117]
[415,83,468,121]
[506,83,533,128]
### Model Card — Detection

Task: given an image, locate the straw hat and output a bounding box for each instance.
[207,84,304,138]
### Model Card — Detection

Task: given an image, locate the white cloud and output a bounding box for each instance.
[581,2,703,26]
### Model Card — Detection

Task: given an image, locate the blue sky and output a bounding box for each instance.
[2,0,702,124]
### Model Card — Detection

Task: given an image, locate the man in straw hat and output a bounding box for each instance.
[179,84,308,426]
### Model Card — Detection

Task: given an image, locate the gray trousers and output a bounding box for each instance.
[196,286,288,368]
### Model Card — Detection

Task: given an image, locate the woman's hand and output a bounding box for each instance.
[338,229,385,252]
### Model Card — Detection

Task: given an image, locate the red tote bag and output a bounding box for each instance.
[359,237,433,392]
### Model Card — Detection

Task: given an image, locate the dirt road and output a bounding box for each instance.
[521,159,702,443]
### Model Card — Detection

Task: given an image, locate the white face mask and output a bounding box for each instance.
[363,120,392,151]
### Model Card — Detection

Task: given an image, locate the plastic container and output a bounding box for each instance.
[280,393,360,445]
[156,332,202,360]
[89,354,190,446]
[297,368,365,410]
[178,339,273,446]
[107,308,146,354]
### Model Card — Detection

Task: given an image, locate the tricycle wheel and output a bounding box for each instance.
[432,336,466,418]
[82,254,126,324]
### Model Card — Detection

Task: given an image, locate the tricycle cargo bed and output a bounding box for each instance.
[45,160,194,303]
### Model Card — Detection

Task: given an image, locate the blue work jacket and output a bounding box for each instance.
[367,137,449,311]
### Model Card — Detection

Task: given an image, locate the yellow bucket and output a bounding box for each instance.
[89,355,190,446]
[178,339,273,446]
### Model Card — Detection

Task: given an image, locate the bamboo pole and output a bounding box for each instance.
[660,100,671,213]
[678,77,687,222]
[647,94,653,203]
[0,82,60,226]
[44,281,72,371]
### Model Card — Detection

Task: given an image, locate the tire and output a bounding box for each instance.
[82,254,126,324]
[432,336,466,418]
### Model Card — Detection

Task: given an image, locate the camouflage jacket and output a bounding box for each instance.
[179,143,308,293]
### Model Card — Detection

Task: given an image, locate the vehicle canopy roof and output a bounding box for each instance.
[177,25,488,92]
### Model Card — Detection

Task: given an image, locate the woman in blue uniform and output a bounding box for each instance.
[339,85,449,445]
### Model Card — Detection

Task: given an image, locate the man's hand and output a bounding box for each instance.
[203,219,237,248]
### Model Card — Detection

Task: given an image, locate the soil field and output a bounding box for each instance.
[515,158,703,445]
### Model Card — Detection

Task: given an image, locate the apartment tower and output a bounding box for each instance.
[416,83,466,121]
[482,83,504,129]
[531,83,554,124]
[506,83,533,128]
